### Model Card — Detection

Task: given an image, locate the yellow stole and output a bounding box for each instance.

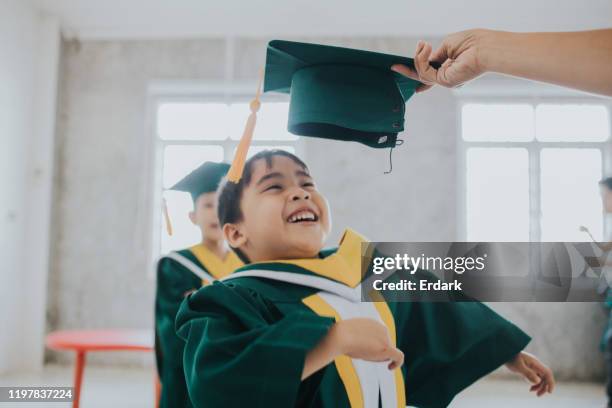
[259,228,374,287]
[249,229,405,408]
[188,244,243,285]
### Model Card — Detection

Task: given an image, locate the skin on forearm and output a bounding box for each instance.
[301,324,342,380]
[478,29,612,96]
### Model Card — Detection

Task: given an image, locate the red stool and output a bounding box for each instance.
[46,329,157,408]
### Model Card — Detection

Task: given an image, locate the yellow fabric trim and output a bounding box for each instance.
[371,298,406,408]
[257,228,367,288]
[302,294,364,408]
[393,363,406,408]
[189,244,243,280]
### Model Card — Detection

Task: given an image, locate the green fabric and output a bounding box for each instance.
[170,161,229,202]
[384,271,531,407]
[176,248,531,408]
[264,40,425,148]
[155,249,207,408]
[176,281,335,407]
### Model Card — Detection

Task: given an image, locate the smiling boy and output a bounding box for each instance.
[176,150,554,408]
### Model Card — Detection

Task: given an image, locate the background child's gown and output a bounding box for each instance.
[155,245,241,408]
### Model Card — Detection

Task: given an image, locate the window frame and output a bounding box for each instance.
[457,95,612,242]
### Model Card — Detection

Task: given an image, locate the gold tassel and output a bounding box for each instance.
[227,69,264,183]
[162,197,173,236]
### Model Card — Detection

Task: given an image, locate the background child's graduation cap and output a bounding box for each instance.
[163,161,230,235]
[170,161,230,202]
[264,40,428,148]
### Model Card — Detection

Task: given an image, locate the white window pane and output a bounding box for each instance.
[229,102,297,141]
[157,103,229,141]
[232,145,296,160]
[536,104,610,142]
[540,148,603,241]
[467,148,529,241]
[462,104,534,142]
[162,145,224,189]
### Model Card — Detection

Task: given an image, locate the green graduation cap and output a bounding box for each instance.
[264,40,430,148]
[170,161,230,202]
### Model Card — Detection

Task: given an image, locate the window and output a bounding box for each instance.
[151,91,299,256]
[461,102,610,242]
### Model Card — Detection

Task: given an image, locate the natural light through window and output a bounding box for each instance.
[466,148,529,241]
[463,102,609,242]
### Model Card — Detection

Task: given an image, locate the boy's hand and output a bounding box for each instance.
[335,318,404,370]
[302,318,403,380]
[505,351,555,396]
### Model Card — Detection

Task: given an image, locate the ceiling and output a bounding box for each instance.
[32,0,612,40]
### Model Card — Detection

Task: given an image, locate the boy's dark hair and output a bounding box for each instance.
[216,149,309,262]
[600,177,612,191]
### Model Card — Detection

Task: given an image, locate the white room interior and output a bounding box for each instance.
[1,0,611,406]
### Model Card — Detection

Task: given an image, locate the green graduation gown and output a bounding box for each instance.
[176,229,530,408]
[155,244,242,408]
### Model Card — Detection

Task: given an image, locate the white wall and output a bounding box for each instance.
[0,0,60,374]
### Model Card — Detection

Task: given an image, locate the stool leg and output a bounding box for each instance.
[155,374,161,408]
[73,351,86,408]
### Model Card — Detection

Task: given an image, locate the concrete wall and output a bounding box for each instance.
[0,0,60,374]
[50,37,607,379]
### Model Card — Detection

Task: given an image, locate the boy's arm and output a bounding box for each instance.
[302,318,404,380]
[176,282,335,408]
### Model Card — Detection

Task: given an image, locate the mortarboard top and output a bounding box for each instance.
[170,161,230,202]
[264,40,432,148]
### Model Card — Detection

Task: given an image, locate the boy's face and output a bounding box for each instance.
[189,191,223,242]
[226,155,331,262]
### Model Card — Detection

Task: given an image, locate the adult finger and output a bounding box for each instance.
[416,83,434,93]
[391,65,435,93]
[437,58,458,88]
[390,64,420,82]
[429,40,449,64]
[414,42,438,84]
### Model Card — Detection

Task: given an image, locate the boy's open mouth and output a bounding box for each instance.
[286,208,319,224]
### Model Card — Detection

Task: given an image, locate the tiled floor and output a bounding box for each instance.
[0,364,606,407]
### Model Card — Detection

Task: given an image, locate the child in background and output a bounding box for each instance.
[155,161,242,408]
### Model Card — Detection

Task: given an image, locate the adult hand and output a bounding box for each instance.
[392,29,612,97]
[391,30,486,93]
